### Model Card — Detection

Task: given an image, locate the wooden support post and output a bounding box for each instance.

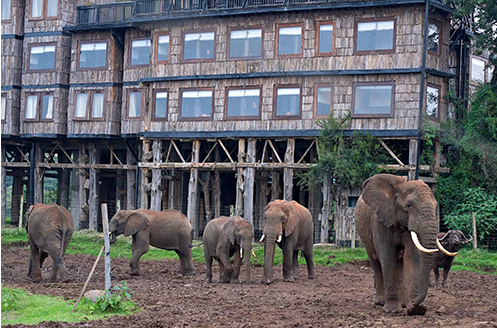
[284,138,295,201]
[320,175,332,243]
[213,146,221,218]
[472,212,478,250]
[101,203,111,297]
[1,148,6,226]
[70,151,80,229]
[140,141,150,210]
[34,143,43,205]
[89,143,98,230]
[59,153,71,209]
[408,139,418,181]
[271,171,281,201]
[12,162,24,225]
[188,140,200,237]
[236,139,246,216]
[168,169,176,209]
[150,140,162,211]
[243,139,256,228]
[126,147,136,210]
[79,144,88,229]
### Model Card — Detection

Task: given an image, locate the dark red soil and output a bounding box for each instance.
[2,244,497,328]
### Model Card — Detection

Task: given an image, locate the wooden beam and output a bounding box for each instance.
[284,138,295,201]
[126,147,137,210]
[89,143,98,230]
[150,140,162,211]
[267,139,283,163]
[188,140,200,237]
[218,139,235,164]
[236,139,245,216]
[243,139,256,228]
[379,139,404,166]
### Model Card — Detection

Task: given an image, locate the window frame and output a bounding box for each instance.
[426,83,440,120]
[354,17,396,55]
[126,88,145,119]
[427,19,442,57]
[314,84,334,118]
[28,42,57,72]
[77,40,109,71]
[1,93,7,122]
[224,86,262,120]
[181,29,216,63]
[24,91,55,122]
[30,0,58,20]
[275,23,304,58]
[227,26,264,60]
[73,90,106,121]
[351,81,395,118]
[155,32,171,64]
[273,84,302,120]
[152,88,169,121]
[129,37,151,68]
[470,55,487,83]
[315,21,335,57]
[1,0,12,22]
[178,87,214,121]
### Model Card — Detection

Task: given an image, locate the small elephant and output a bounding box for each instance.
[432,230,473,288]
[26,203,74,283]
[109,209,196,276]
[203,216,253,283]
[260,199,315,284]
[355,174,449,315]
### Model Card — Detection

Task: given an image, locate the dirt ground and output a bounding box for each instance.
[2,244,497,328]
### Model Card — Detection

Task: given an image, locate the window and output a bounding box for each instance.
[74,91,104,119]
[276,24,302,57]
[29,44,56,71]
[352,82,394,116]
[183,31,215,61]
[427,21,440,55]
[316,21,334,55]
[127,90,144,118]
[426,85,440,119]
[1,94,6,121]
[471,57,486,82]
[156,34,170,63]
[153,90,168,120]
[180,89,213,120]
[348,196,359,208]
[315,85,333,117]
[25,93,53,120]
[79,42,107,69]
[1,0,11,21]
[274,86,301,118]
[229,28,262,59]
[355,19,395,53]
[226,88,261,119]
[130,39,151,66]
[31,0,57,18]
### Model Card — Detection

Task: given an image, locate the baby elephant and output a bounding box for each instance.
[26,203,74,283]
[203,216,253,283]
[432,230,473,288]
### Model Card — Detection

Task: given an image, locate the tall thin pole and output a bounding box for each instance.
[101,203,111,298]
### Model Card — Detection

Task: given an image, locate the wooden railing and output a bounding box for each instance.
[75,0,449,25]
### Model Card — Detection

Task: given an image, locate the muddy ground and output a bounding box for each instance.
[1,244,497,328]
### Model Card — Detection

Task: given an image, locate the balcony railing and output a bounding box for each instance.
[75,0,449,26]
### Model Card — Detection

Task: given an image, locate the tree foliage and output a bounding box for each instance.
[298,114,389,191]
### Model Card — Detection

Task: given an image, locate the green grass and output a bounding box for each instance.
[450,248,497,274]
[1,285,135,326]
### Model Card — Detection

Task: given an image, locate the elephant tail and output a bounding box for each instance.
[188,242,203,248]
[58,228,69,263]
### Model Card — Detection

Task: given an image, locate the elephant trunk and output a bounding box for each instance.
[262,230,277,284]
[242,245,251,283]
[109,231,117,244]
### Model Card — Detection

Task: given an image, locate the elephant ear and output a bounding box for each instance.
[360,174,406,228]
[222,218,237,245]
[284,201,299,237]
[124,212,150,236]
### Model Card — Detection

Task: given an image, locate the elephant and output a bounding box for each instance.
[109,209,196,276]
[355,173,453,315]
[203,216,253,283]
[260,199,315,284]
[432,230,473,288]
[25,203,74,283]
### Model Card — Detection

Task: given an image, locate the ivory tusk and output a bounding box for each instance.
[436,239,458,256]
[410,231,438,253]
[240,249,243,258]
[276,235,282,243]
[251,249,256,258]
[259,234,265,243]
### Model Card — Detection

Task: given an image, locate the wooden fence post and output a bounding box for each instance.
[101,203,111,298]
[472,212,478,250]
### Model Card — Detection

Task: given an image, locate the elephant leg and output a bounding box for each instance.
[303,239,315,279]
[218,252,233,283]
[368,256,385,306]
[292,250,300,279]
[217,259,225,282]
[39,251,49,269]
[130,233,149,276]
[282,242,295,282]
[379,247,402,314]
[205,256,214,283]
[176,247,196,276]
[231,249,242,283]
[29,244,42,282]
[441,269,449,288]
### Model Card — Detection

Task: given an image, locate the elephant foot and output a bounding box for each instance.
[180,268,196,276]
[407,303,427,316]
[261,277,272,285]
[129,270,140,276]
[282,277,295,282]
[374,295,385,306]
[383,300,403,314]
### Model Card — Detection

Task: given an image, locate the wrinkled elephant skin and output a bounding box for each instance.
[26,203,74,283]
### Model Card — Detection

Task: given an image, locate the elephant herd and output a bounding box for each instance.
[23,174,472,316]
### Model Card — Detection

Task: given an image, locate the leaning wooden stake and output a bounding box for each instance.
[72,245,104,312]
[472,212,478,250]
[101,203,111,298]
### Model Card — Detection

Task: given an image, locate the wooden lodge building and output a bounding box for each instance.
[2,0,488,244]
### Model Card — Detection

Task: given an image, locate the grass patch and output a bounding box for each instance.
[450,248,497,274]
[1,285,136,326]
